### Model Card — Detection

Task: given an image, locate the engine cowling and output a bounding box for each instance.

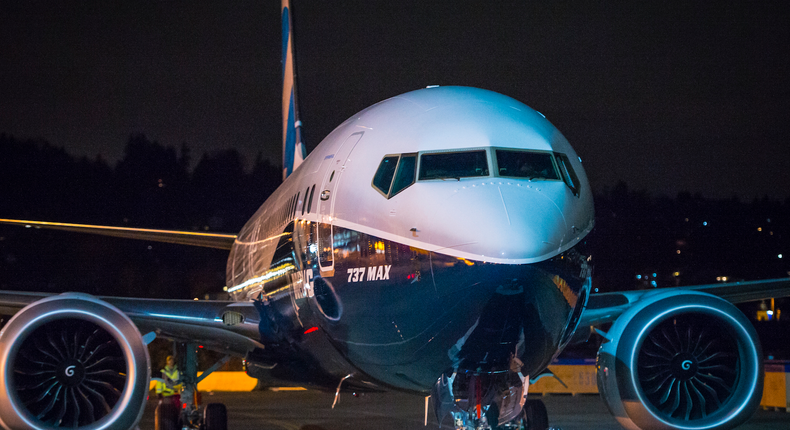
[596,290,763,430]
[0,293,150,430]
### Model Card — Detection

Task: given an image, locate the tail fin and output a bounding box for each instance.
[282,0,307,180]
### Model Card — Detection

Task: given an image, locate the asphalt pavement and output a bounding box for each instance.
[138,390,790,430]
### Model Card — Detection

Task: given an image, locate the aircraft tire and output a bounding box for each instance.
[523,399,548,430]
[204,403,228,430]
[155,401,179,430]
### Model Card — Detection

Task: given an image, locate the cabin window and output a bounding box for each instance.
[495,150,559,180]
[554,153,580,196]
[390,154,417,197]
[307,184,316,213]
[419,150,489,180]
[372,156,399,195]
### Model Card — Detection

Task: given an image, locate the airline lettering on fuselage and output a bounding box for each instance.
[292,269,314,299]
[347,265,391,283]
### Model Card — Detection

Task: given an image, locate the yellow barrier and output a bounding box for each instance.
[761,363,790,411]
[149,371,258,392]
[142,361,790,404]
[530,361,598,395]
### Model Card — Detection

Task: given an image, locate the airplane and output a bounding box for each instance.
[2,1,789,429]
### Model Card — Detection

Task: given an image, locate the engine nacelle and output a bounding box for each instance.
[596,290,763,430]
[0,293,150,430]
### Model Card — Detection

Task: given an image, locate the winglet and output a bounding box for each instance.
[282,0,307,180]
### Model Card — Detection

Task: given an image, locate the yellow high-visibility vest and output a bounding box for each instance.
[156,366,181,397]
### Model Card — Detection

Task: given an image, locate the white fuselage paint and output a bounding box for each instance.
[227,86,594,299]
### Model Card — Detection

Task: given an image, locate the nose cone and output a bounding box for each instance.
[421,180,568,263]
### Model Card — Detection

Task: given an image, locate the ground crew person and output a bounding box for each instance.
[156,355,182,407]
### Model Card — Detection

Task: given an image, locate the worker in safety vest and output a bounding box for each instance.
[156,355,182,406]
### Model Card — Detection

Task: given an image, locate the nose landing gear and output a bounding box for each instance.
[449,398,549,430]
[432,370,551,430]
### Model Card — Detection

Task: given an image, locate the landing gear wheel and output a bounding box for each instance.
[204,403,228,430]
[155,400,180,430]
[523,399,548,430]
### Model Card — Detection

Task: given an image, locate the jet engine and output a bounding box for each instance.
[596,290,762,430]
[0,293,150,430]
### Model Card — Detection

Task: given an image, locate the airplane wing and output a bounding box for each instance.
[580,277,790,327]
[0,290,264,356]
[0,218,237,250]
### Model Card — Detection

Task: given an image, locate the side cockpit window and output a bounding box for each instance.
[554,153,580,197]
[419,150,489,180]
[495,149,559,180]
[390,154,416,197]
[372,153,417,199]
[372,156,399,195]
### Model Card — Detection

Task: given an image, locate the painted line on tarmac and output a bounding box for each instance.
[233,413,301,430]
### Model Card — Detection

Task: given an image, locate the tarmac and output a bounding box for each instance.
[138,389,790,430]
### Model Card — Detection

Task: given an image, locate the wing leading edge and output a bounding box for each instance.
[0,219,237,250]
[0,291,264,356]
[580,277,790,327]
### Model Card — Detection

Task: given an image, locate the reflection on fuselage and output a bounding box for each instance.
[229,217,590,392]
[226,87,594,393]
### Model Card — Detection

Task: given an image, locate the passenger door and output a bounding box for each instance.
[316,131,363,276]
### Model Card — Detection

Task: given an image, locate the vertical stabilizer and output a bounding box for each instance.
[282,0,307,180]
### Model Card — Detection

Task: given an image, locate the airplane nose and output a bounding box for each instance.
[424,181,568,262]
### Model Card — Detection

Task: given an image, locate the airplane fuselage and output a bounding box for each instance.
[226,86,595,393]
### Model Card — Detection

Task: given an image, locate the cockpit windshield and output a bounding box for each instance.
[495,149,559,180]
[372,148,581,198]
[419,150,489,180]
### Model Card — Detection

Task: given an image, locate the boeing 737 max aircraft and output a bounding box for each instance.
[1,2,789,430]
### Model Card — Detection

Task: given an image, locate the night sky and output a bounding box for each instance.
[2,1,788,200]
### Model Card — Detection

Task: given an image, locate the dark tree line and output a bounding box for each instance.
[0,133,280,299]
[1,133,788,300]
[590,182,789,293]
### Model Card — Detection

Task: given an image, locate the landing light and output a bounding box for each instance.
[780,254,783,259]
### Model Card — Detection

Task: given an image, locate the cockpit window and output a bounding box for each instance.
[419,150,489,180]
[372,154,417,198]
[496,149,559,180]
[555,153,580,196]
[390,154,416,197]
[372,156,399,195]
